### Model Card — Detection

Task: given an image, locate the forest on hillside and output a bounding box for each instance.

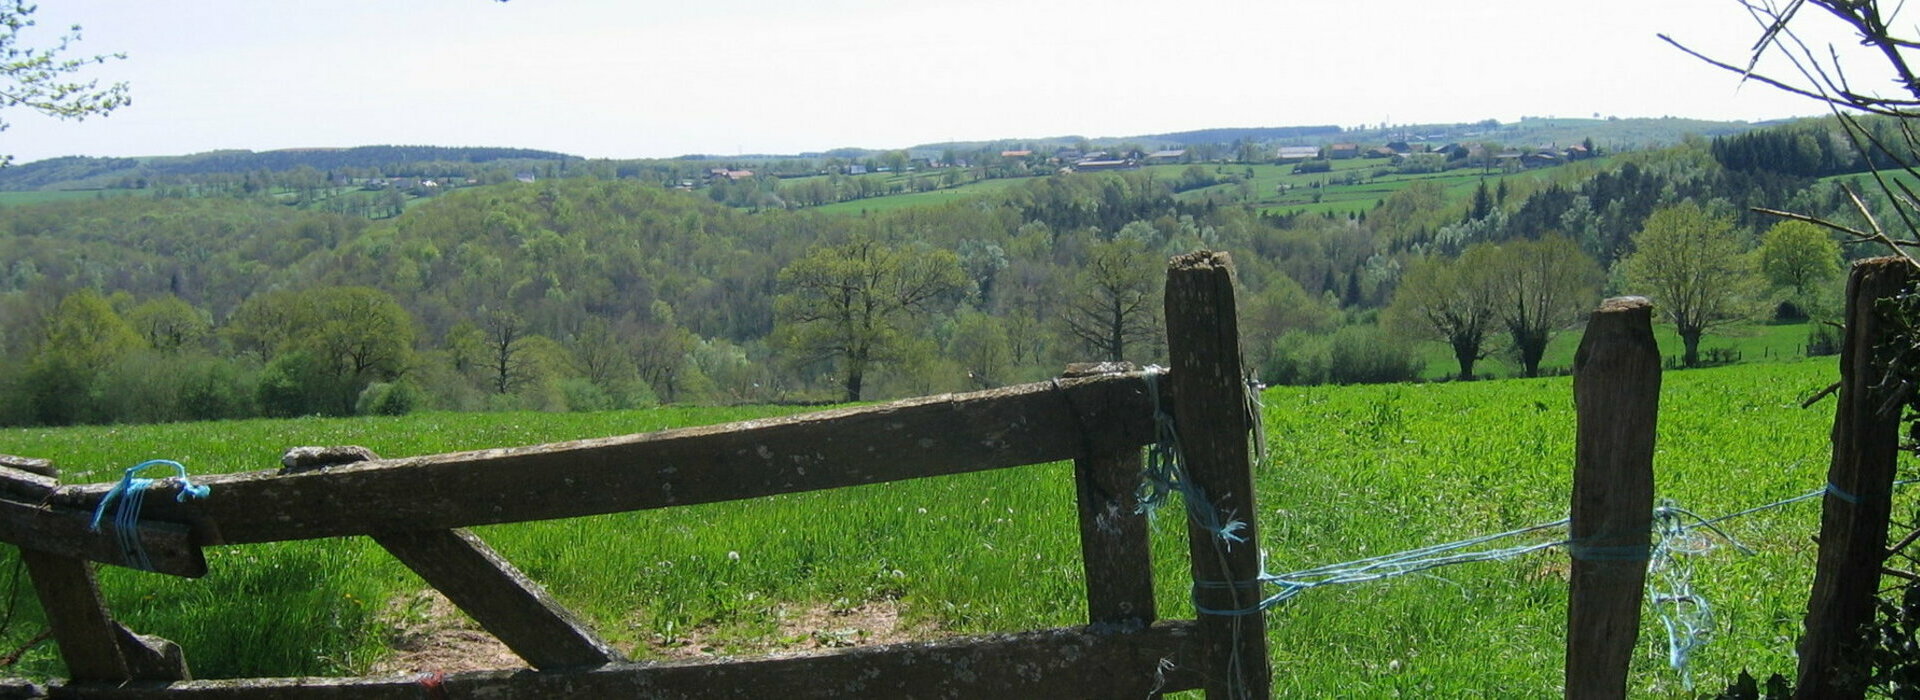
[0,115,1898,427]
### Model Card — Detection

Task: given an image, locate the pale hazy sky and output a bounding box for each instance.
[2,1,1897,163]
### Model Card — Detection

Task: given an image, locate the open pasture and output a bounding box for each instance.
[0,359,1866,695]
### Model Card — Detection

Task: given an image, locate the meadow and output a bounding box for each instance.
[1410,319,1823,381]
[0,358,1876,696]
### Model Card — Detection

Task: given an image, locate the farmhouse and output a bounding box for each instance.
[1145,149,1187,163]
[1327,143,1361,159]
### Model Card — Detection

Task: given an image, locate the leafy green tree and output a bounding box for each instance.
[223,290,307,361]
[1757,219,1841,316]
[1488,235,1603,378]
[774,235,964,402]
[1621,202,1762,367]
[307,287,414,387]
[948,311,1012,390]
[37,288,143,372]
[229,286,414,414]
[126,295,210,353]
[1384,244,1501,380]
[1241,273,1336,375]
[24,289,143,424]
[634,322,697,404]
[1,0,129,164]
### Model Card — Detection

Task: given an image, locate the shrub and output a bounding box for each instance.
[1806,324,1841,357]
[1262,331,1331,386]
[1326,325,1425,385]
[355,381,421,416]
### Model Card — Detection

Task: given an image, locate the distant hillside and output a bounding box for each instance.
[0,117,1780,193]
[1133,125,1346,146]
[1,145,580,191]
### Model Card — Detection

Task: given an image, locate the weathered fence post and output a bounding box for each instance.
[1796,256,1918,699]
[1564,296,1660,700]
[1164,251,1271,699]
[1061,363,1158,627]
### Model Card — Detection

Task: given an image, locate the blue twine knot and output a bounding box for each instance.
[88,460,211,572]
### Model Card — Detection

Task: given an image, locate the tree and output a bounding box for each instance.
[774,235,964,402]
[1061,237,1161,363]
[1620,202,1761,367]
[126,295,210,353]
[1487,235,1603,378]
[479,308,535,395]
[1,1,130,165]
[1757,219,1841,315]
[24,289,143,424]
[948,311,1012,390]
[1384,244,1501,380]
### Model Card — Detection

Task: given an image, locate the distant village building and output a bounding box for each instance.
[1071,159,1139,172]
[1276,146,1321,161]
[1145,149,1187,163]
[1327,143,1361,159]
[999,149,1033,158]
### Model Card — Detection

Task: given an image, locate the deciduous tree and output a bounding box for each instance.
[1757,219,1841,315]
[1384,244,1501,380]
[1620,202,1762,367]
[1061,237,1160,362]
[1488,235,1603,378]
[774,235,964,402]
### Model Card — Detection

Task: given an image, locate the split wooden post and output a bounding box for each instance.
[1061,362,1157,627]
[1164,251,1270,699]
[1565,296,1661,700]
[1796,257,1918,699]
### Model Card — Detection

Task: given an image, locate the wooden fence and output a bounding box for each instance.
[0,252,1267,698]
[1560,256,1919,699]
[5,252,1916,698]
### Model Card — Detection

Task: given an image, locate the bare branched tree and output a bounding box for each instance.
[1663,1,1920,265]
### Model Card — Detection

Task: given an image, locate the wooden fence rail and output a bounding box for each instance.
[3,252,1270,699]
[13,251,1909,698]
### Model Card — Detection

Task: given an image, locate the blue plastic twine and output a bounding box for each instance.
[88,460,211,572]
[1136,367,1248,547]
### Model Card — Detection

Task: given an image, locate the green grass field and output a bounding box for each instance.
[1414,319,1823,381]
[807,176,1035,215]
[0,359,1874,696]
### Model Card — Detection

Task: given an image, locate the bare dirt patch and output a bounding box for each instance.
[646,598,939,660]
[368,590,524,674]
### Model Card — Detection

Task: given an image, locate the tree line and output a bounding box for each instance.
[0,120,1883,426]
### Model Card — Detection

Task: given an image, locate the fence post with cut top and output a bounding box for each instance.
[1565,296,1660,700]
[1164,251,1271,700]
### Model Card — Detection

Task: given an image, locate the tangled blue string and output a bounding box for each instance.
[1136,367,1249,546]
[1195,518,1572,616]
[87,460,211,572]
[1178,479,1920,686]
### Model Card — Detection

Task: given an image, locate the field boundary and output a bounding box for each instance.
[1,252,1269,698]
